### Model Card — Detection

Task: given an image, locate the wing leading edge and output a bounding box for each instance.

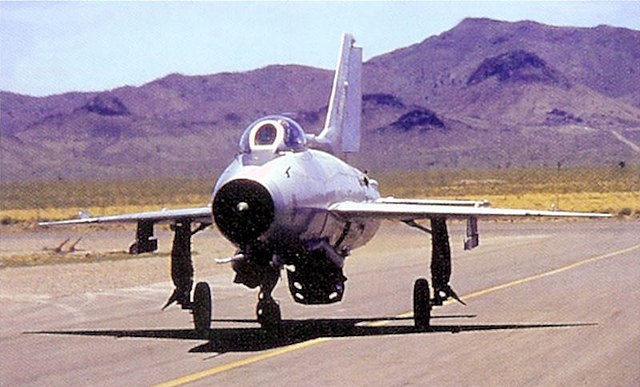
[329,200,611,220]
[38,206,212,226]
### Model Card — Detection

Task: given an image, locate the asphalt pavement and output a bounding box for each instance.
[1,220,638,386]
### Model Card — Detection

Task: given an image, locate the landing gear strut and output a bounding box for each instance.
[431,218,466,305]
[162,221,209,310]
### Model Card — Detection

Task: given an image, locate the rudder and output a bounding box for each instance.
[311,34,362,155]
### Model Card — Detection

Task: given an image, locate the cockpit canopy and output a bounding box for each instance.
[239,116,307,154]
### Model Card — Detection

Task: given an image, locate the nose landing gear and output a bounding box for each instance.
[257,292,282,332]
[256,268,282,334]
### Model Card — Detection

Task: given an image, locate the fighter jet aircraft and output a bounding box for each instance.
[40,34,609,333]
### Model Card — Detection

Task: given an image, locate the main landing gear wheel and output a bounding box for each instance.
[256,294,281,333]
[193,282,212,335]
[413,278,431,330]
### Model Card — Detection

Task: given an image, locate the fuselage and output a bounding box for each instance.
[210,116,380,256]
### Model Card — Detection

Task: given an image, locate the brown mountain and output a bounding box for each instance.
[2,18,639,181]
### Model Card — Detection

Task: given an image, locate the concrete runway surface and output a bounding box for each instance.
[1,220,638,386]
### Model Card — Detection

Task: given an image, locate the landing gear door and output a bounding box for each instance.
[129,220,158,254]
[464,216,479,251]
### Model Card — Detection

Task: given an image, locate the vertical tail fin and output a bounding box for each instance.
[313,33,362,155]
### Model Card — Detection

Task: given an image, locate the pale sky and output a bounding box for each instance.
[1,1,639,97]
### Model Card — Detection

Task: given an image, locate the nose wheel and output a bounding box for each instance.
[193,282,212,335]
[256,291,282,333]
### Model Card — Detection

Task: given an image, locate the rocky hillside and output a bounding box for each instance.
[2,18,639,180]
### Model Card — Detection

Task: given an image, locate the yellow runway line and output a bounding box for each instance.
[153,338,332,387]
[461,243,640,301]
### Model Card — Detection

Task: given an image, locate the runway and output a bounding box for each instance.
[1,220,638,386]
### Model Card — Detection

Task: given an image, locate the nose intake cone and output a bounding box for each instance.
[213,179,275,245]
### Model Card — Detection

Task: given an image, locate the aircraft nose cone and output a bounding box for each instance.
[212,179,275,245]
[236,202,250,212]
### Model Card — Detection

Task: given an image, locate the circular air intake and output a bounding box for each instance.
[212,179,275,245]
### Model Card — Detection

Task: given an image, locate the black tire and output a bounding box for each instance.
[193,282,212,335]
[257,298,281,332]
[413,278,431,330]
